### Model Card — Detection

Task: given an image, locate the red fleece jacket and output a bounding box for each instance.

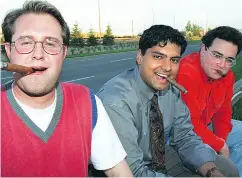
[177,52,234,152]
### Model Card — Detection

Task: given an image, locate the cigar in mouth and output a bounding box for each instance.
[216,70,226,78]
[164,76,188,94]
[1,61,34,74]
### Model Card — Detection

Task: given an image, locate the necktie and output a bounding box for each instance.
[149,94,166,173]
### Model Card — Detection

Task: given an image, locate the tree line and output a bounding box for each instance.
[70,23,115,47]
[183,20,212,40]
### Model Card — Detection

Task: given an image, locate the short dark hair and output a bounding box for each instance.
[139,25,187,56]
[2,0,70,46]
[202,26,242,55]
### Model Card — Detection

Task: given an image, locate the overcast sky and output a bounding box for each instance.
[1,0,242,35]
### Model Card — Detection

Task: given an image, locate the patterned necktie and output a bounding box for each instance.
[149,94,166,173]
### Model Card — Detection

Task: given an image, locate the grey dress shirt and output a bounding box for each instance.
[97,67,216,177]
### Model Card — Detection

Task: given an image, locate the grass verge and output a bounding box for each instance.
[188,40,201,44]
[232,56,242,81]
[232,56,242,121]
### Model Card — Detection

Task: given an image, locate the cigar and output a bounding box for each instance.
[216,70,226,78]
[164,76,188,94]
[0,61,34,74]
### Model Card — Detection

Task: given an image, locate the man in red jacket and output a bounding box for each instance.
[177,26,242,176]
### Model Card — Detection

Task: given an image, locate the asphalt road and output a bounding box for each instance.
[1,43,201,93]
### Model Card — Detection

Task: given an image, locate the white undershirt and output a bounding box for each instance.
[12,88,126,170]
[13,89,56,131]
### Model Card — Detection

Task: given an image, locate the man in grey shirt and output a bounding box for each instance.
[97,25,239,177]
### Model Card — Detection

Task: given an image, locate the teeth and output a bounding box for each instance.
[157,73,167,78]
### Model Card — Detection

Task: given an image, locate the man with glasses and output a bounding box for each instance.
[177,26,242,175]
[1,1,133,177]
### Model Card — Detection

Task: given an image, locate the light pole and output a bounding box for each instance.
[132,20,134,36]
[98,0,101,39]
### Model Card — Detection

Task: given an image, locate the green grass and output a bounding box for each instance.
[188,40,201,44]
[66,48,137,59]
[232,56,242,121]
[232,56,242,81]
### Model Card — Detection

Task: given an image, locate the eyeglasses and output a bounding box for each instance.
[206,47,236,68]
[11,36,65,55]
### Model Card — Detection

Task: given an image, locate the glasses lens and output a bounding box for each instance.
[226,59,236,67]
[15,37,34,54]
[43,38,62,55]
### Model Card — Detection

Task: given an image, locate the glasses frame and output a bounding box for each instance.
[206,47,236,68]
[11,37,65,55]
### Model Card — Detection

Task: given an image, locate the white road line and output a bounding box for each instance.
[64,76,95,83]
[110,57,134,63]
[79,57,104,62]
[1,76,12,80]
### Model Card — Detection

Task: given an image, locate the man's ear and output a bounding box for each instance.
[62,46,68,61]
[4,43,11,59]
[136,49,143,65]
[200,44,206,57]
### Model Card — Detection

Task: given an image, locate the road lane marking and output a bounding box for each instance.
[189,44,200,47]
[64,76,95,83]
[79,57,104,61]
[1,76,13,80]
[110,57,134,63]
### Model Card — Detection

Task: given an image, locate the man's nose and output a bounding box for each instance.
[32,42,44,60]
[217,57,226,68]
[162,58,171,72]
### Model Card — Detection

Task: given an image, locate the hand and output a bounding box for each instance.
[198,162,217,176]
[218,143,230,158]
[211,170,225,177]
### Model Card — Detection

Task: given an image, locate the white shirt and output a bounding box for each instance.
[13,89,127,170]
